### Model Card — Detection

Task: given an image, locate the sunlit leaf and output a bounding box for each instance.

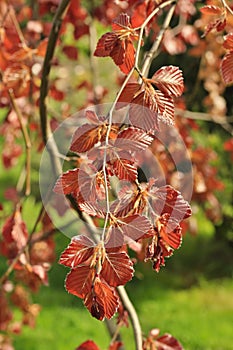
[223,33,233,50]
[84,278,119,320]
[112,158,138,181]
[115,127,153,152]
[59,235,95,268]
[101,250,134,286]
[70,124,102,153]
[151,66,184,97]
[221,52,233,85]
[156,214,182,249]
[150,185,192,221]
[65,266,94,298]
[200,5,222,15]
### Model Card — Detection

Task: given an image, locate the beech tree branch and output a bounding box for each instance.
[117,286,143,350]
[39,0,70,145]
[176,109,233,136]
[141,3,177,77]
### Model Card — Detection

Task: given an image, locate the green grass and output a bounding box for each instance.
[7,233,232,350]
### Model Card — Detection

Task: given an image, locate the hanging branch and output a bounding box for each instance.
[39,0,70,145]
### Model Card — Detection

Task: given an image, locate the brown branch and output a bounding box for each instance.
[8,90,32,196]
[141,2,177,77]
[176,108,233,136]
[39,0,70,145]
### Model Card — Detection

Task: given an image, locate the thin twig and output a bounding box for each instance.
[221,0,233,16]
[134,0,177,69]
[141,3,177,77]
[8,4,27,47]
[176,108,233,136]
[8,90,32,196]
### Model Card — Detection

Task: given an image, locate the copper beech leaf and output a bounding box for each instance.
[1,207,28,254]
[79,202,106,217]
[112,13,131,30]
[112,158,138,181]
[65,266,94,298]
[155,333,184,350]
[53,168,80,195]
[129,92,159,131]
[76,340,100,350]
[150,185,192,222]
[94,32,118,57]
[221,52,233,85]
[151,66,184,97]
[59,235,94,268]
[203,17,226,37]
[115,127,154,152]
[119,39,135,75]
[106,214,151,248]
[94,13,137,74]
[223,33,233,50]
[200,5,222,15]
[84,278,119,320]
[70,123,102,153]
[117,82,141,108]
[101,250,134,287]
[157,213,182,250]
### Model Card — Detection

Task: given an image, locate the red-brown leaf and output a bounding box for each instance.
[112,13,131,31]
[79,202,105,217]
[62,45,78,60]
[59,235,94,268]
[118,214,151,241]
[110,40,125,66]
[94,32,118,57]
[130,92,159,131]
[223,33,233,50]
[150,185,192,221]
[76,340,100,350]
[117,83,141,108]
[200,5,222,15]
[155,333,184,350]
[112,158,138,181]
[119,39,135,74]
[84,278,119,320]
[65,266,94,298]
[2,208,28,251]
[221,52,233,85]
[203,17,226,36]
[70,124,101,153]
[53,168,80,195]
[115,127,153,152]
[157,214,182,250]
[108,341,124,350]
[101,250,134,286]
[155,90,175,125]
[151,66,184,97]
